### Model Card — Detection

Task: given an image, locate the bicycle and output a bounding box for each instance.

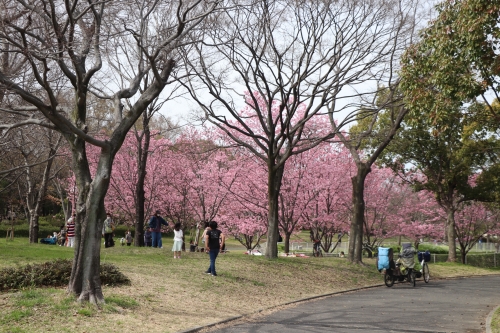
[417,251,430,283]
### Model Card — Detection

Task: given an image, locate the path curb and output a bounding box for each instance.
[486,304,500,333]
[177,315,243,333]
[176,283,384,333]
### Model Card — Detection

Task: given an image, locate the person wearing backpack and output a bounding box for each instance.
[148,210,168,248]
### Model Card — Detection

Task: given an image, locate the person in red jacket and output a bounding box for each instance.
[66,213,76,247]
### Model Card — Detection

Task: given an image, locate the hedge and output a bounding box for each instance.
[0,224,59,239]
[0,224,171,239]
[465,253,500,268]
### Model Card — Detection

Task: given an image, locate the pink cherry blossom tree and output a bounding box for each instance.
[164,128,240,246]
[218,153,269,251]
[204,92,333,258]
[454,203,500,264]
[278,152,322,253]
[360,167,402,257]
[301,144,353,253]
[395,189,445,249]
[105,134,172,227]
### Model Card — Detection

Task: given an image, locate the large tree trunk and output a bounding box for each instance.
[134,118,150,247]
[460,246,466,264]
[26,188,39,243]
[279,194,291,254]
[68,140,113,305]
[284,232,291,254]
[265,164,285,259]
[348,163,371,264]
[446,209,457,262]
[28,215,40,243]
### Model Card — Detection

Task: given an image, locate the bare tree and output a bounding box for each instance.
[0,0,218,304]
[325,0,423,263]
[5,126,63,242]
[182,0,419,259]
[128,87,183,246]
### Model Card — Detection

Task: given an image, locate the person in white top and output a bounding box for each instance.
[172,222,183,259]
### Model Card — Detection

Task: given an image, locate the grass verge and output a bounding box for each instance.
[491,306,500,333]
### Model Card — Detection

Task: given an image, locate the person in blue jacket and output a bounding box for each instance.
[148,210,168,248]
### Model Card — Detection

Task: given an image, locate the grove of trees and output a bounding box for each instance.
[1,0,500,305]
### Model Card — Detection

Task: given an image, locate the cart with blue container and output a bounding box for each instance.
[377,245,431,287]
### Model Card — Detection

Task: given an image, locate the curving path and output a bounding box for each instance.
[208,275,500,333]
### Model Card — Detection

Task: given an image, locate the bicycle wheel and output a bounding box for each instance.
[384,271,394,287]
[423,263,430,283]
[411,269,416,287]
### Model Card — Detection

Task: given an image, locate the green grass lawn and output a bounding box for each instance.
[0,238,75,268]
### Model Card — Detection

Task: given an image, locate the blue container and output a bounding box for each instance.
[378,247,391,270]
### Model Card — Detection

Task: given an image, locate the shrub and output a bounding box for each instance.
[38,216,64,227]
[113,225,129,238]
[0,224,58,238]
[417,244,449,254]
[113,224,172,238]
[0,259,130,291]
[100,263,131,286]
[466,253,500,268]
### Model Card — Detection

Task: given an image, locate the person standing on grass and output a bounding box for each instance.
[204,221,225,276]
[200,221,210,252]
[172,222,183,258]
[125,230,133,246]
[144,227,152,247]
[57,225,66,246]
[148,210,168,248]
[102,212,115,248]
[66,214,76,247]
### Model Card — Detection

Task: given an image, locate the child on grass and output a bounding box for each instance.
[172,222,183,259]
[125,230,133,246]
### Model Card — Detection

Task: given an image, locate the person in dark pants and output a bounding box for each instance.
[144,227,152,247]
[204,221,225,276]
[102,212,115,248]
[148,210,168,248]
[125,230,133,246]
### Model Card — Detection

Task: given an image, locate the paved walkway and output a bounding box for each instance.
[197,275,500,333]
